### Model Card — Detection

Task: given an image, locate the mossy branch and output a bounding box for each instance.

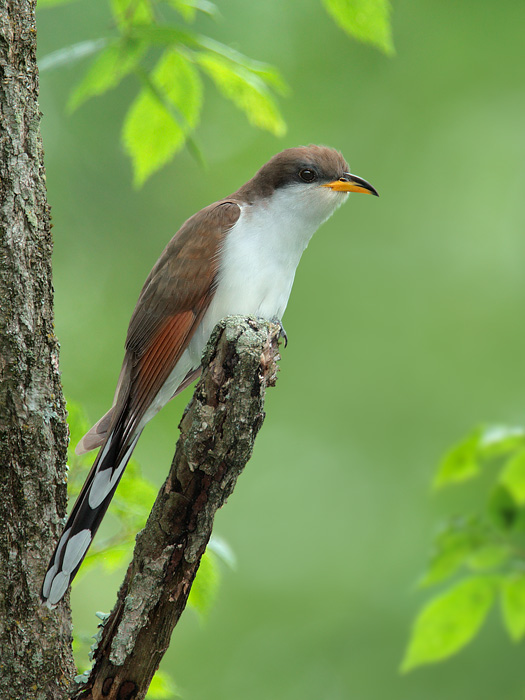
[72,316,281,700]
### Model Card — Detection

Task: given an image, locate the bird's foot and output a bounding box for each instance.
[271,317,288,348]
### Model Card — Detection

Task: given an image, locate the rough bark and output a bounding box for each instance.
[72,317,280,700]
[0,0,75,698]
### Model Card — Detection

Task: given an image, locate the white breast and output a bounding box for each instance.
[142,184,346,424]
[188,184,347,363]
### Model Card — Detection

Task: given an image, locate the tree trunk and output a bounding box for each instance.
[0,1,75,697]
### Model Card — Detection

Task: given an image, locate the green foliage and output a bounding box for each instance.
[68,39,148,112]
[111,0,153,27]
[501,574,525,642]
[39,0,287,184]
[196,52,286,137]
[39,0,393,184]
[402,576,497,672]
[187,549,219,617]
[322,0,394,55]
[186,536,236,617]
[123,49,203,185]
[434,425,525,488]
[434,429,482,487]
[146,670,180,699]
[418,518,482,588]
[404,424,525,671]
[167,0,219,22]
[500,449,525,504]
[38,39,109,72]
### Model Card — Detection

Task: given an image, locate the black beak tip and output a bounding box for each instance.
[362,180,379,197]
[345,173,379,197]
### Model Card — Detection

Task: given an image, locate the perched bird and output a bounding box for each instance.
[41,145,378,607]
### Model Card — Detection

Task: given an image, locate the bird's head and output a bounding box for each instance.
[237,145,378,226]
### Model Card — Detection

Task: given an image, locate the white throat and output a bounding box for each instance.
[215,184,347,319]
[183,183,347,370]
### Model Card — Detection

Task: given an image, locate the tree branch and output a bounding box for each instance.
[72,316,281,700]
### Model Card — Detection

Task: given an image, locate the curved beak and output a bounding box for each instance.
[322,173,379,196]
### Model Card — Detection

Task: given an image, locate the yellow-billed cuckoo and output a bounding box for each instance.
[41,145,378,607]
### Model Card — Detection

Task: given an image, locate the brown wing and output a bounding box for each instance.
[126,201,240,356]
[80,200,241,449]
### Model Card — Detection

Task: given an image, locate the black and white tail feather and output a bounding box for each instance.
[41,369,201,608]
[41,418,141,608]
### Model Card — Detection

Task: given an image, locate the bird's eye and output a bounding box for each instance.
[299,168,316,182]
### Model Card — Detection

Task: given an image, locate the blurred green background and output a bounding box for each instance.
[37,0,525,698]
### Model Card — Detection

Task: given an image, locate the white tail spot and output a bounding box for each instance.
[62,529,92,574]
[42,527,71,598]
[48,571,71,607]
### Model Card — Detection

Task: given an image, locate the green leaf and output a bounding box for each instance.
[84,543,131,572]
[500,449,525,505]
[509,507,525,533]
[167,0,219,22]
[188,550,220,617]
[122,49,203,185]
[322,0,394,55]
[111,0,153,27]
[146,671,179,699]
[39,39,109,72]
[501,573,525,642]
[66,399,91,452]
[125,28,288,95]
[488,484,519,531]
[401,577,497,672]
[64,400,98,494]
[467,544,509,572]
[195,36,288,94]
[169,0,196,21]
[420,527,475,588]
[434,425,525,491]
[129,25,197,47]
[477,425,525,460]
[111,457,157,517]
[434,429,482,489]
[196,53,286,136]
[69,40,147,111]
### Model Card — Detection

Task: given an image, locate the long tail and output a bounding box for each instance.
[41,420,141,608]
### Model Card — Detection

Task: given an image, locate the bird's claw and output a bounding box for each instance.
[271,317,288,348]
